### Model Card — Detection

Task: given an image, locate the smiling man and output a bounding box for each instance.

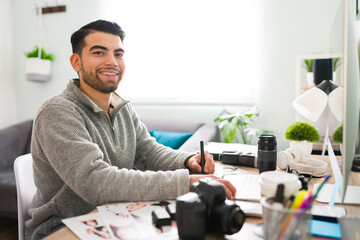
[25,20,235,239]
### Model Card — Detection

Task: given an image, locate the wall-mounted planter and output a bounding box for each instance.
[25,58,51,82]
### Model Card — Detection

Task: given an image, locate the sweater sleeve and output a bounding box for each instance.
[31,101,191,206]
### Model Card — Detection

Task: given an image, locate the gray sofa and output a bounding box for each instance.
[142,119,220,152]
[0,120,33,218]
[0,119,219,219]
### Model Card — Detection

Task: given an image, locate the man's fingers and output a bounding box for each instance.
[189,175,236,200]
[224,187,234,200]
[220,179,237,199]
[202,175,236,199]
[204,151,215,174]
[190,160,201,173]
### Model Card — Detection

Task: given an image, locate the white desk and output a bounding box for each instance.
[44,155,360,240]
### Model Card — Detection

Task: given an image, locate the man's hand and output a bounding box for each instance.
[189,175,237,200]
[186,151,215,174]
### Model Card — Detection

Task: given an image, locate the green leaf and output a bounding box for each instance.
[332,123,343,143]
[284,121,320,142]
[214,106,272,144]
[24,46,54,61]
[222,121,237,143]
[303,59,313,72]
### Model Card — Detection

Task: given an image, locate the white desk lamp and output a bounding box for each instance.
[293,80,343,155]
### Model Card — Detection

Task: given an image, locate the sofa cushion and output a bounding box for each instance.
[149,129,193,149]
[0,120,33,168]
[178,124,221,152]
[0,166,17,218]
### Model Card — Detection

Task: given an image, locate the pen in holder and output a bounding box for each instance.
[260,196,312,240]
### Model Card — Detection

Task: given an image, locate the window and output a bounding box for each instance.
[101,0,260,105]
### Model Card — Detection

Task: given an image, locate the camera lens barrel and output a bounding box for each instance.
[257,134,277,173]
[211,203,245,235]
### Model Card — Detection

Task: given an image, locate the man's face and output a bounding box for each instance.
[72,31,125,94]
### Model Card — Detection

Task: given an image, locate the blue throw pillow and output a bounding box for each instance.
[149,129,193,149]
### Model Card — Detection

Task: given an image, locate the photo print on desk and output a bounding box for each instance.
[97,200,178,240]
[62,212,111,240]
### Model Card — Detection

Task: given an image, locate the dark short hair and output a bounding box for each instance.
[70,20,125,55]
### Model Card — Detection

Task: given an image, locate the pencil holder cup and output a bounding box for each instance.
[260,196,312,240]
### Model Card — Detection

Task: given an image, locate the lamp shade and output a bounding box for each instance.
[328,87,343,122]
[293,87,328,122]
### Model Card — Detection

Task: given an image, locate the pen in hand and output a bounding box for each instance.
[200,141,205,174]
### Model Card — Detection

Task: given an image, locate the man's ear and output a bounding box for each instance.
[70,54,81,72]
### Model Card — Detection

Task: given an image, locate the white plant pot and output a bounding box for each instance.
[306,72,314,86]
[332,71,336,84]
[25,58,51,82]
[290,140,313,157]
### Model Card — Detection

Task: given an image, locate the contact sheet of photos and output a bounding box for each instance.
[62,200,177,240]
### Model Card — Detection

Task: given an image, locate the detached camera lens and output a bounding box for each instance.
[258,134,277,173]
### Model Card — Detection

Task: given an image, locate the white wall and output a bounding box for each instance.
[256,0,343,150]
[12,0,103,121]
[11,0,343,150]
[0,0,17,128]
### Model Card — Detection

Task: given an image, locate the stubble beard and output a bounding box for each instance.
[80,61,121,94]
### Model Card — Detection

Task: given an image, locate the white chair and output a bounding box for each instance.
[14,153,36,240]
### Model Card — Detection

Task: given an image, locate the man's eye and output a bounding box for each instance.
[93,51,104,55]
[115,53,124,57]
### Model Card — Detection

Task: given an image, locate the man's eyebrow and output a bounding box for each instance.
[89,45,108,51]
[115,48,125,53]
[89,45,124,53]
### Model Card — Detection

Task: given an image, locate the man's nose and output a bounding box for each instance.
[105,54,118,66]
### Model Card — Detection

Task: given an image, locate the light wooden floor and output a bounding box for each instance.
[0,217,18,240]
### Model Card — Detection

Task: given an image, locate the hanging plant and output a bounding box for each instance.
[25,7,54,82]
[24,46,54,61]
[25,47,54,82]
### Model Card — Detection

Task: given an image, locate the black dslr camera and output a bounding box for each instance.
[176,178,245,240]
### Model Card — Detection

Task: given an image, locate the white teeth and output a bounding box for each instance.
[103,72,116,76]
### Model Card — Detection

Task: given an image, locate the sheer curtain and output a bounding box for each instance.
[0,0,16,128]
[100,0,260,105]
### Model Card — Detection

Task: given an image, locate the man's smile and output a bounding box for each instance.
[98,69,120,76]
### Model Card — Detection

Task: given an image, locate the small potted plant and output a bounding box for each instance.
[284,121,320,157]
[214,106,272,144]
[303,59,313,86]
[24,46,54,82]
[332,57,341,83]
[333,123,343,155]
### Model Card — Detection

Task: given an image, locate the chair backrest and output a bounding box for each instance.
[14,153,36,240]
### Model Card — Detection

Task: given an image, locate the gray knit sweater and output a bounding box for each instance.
[25,79,193,239]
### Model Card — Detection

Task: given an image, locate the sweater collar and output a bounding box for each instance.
[66,79,129,114]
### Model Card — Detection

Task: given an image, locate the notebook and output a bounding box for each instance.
[223,174,261,202]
